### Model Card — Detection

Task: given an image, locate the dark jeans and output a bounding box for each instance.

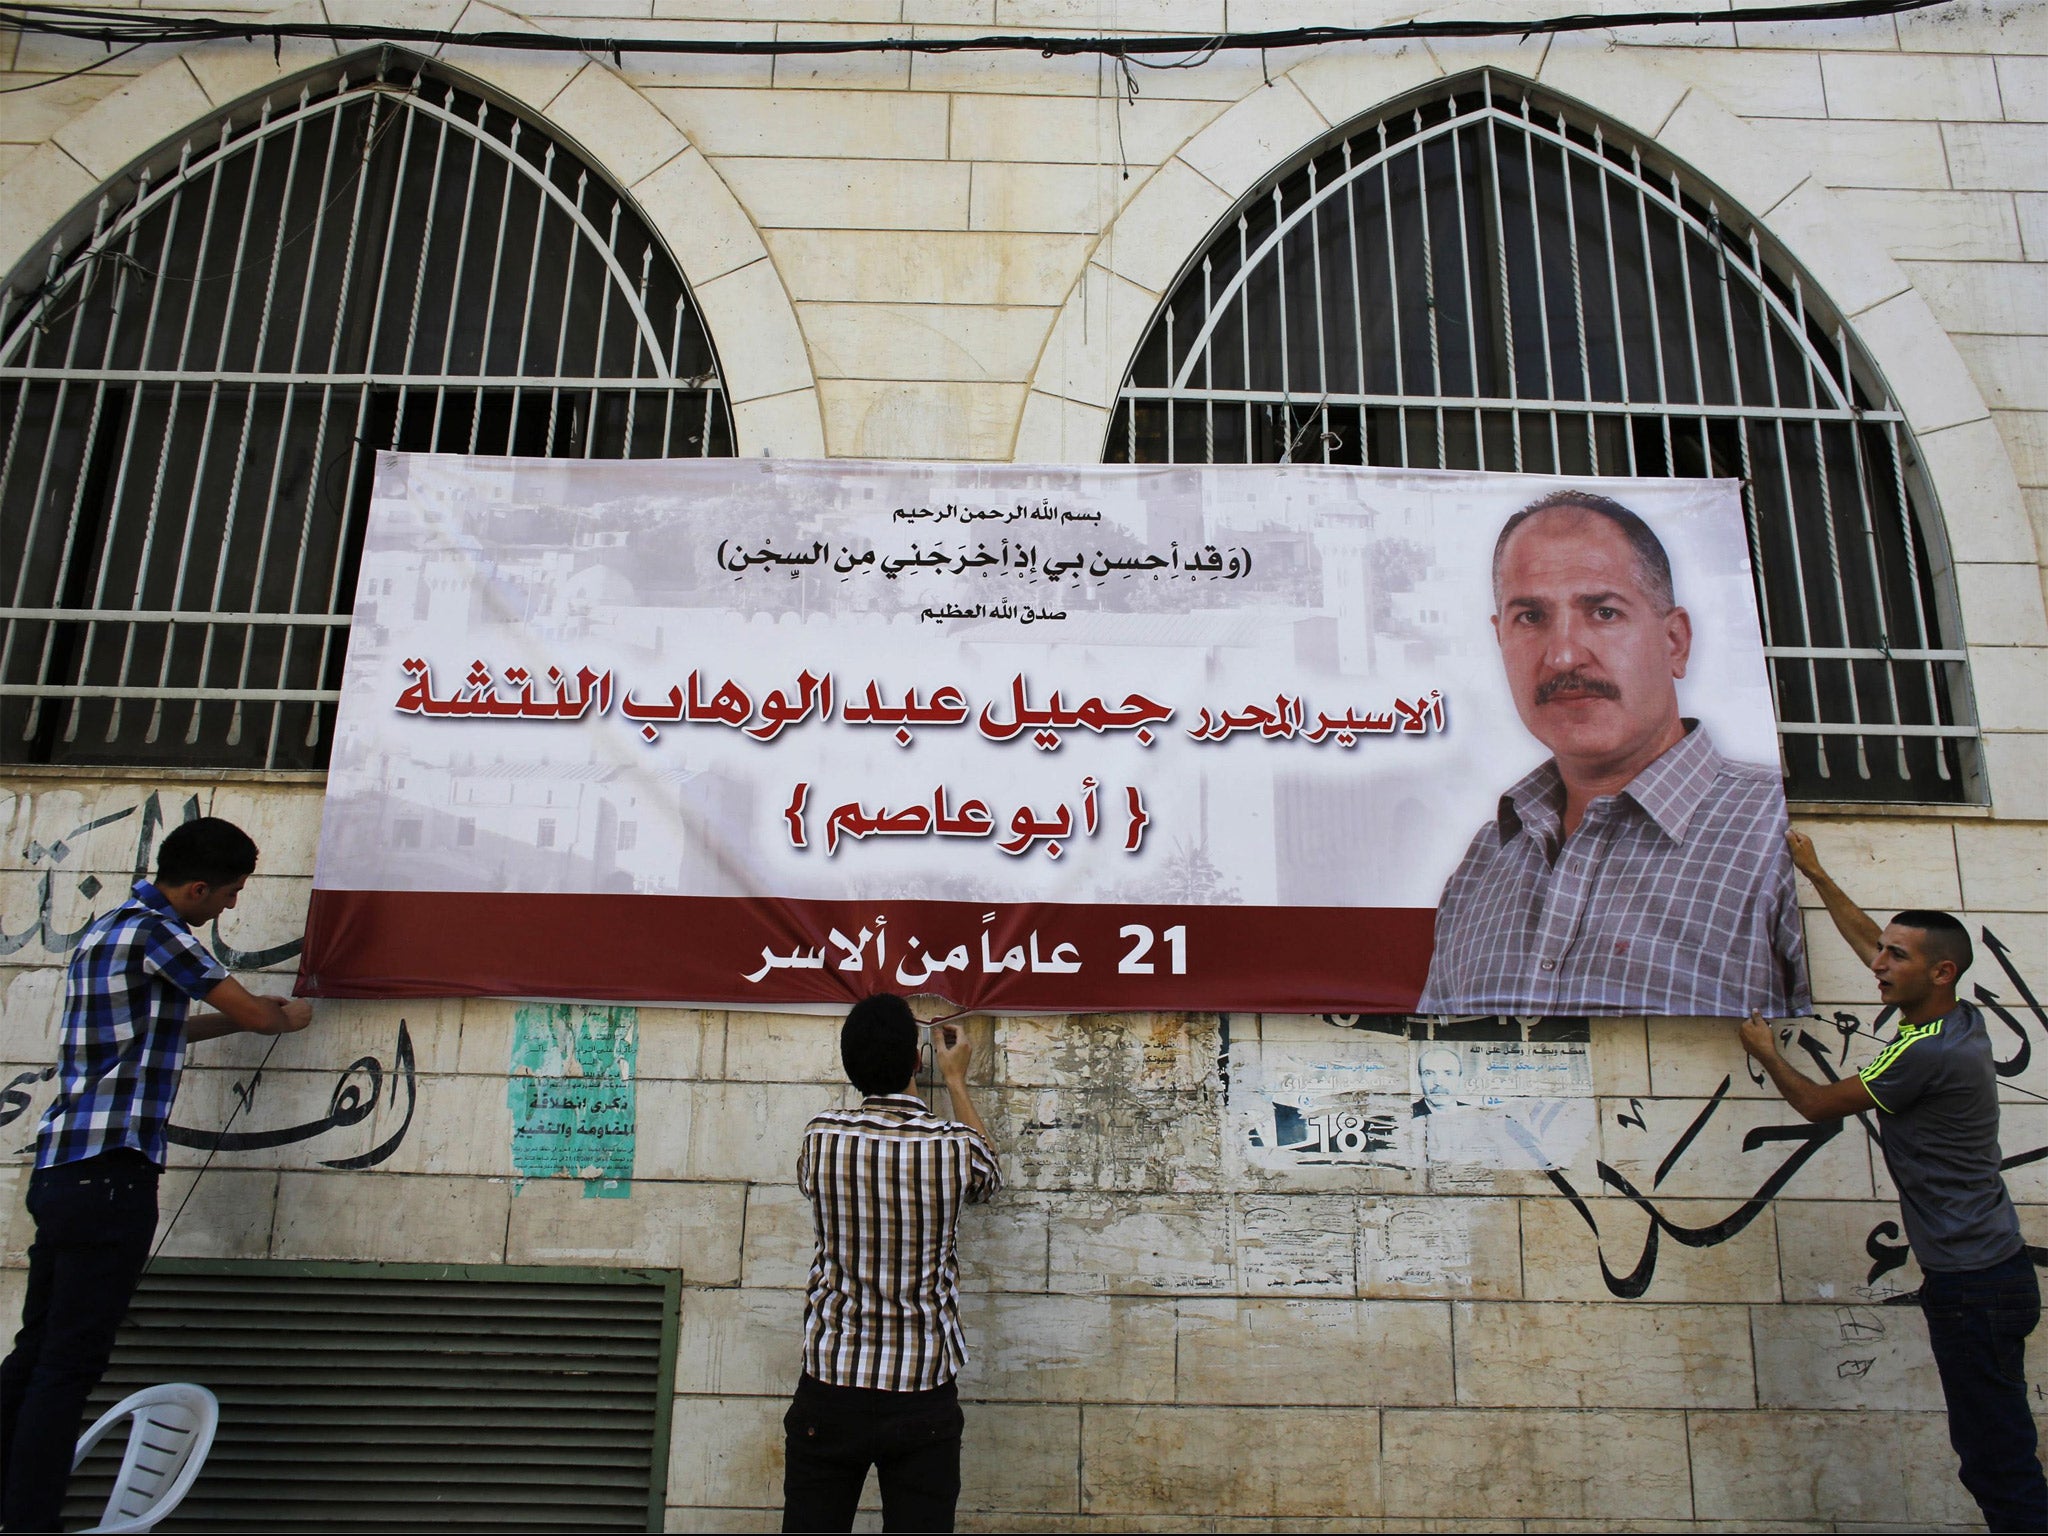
[0,1150,159,1534]
[1921,1252,2048,1534]
[781,1373,963,1534]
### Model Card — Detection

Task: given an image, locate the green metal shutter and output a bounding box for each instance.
[62,1260,680,1533]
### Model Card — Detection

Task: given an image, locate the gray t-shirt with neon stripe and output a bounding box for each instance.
[1860,999,2023,1274]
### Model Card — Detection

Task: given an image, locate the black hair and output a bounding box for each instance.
[841,993,919,1097]
[1890,909,1974,980]
[156,817,260,888]
[1492,489,1676,613]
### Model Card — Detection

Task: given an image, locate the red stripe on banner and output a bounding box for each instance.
[297,891,1434,1014]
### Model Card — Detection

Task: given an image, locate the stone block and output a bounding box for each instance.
[1761,179,1910,321]
[271,1171,510,1262]
[650,87,949,160]
[798,302,1053,383]
[664,1507,776,1533]
[1688,1408,1968,1523]
[507,1177,744,1280]
[630,146,770,284]
[674,1286,805,1396]
[1853,289,1993,435]
[1999,408,2048,487]
[995,0,1226,27]
[0,1162,26,1266]
[1836,189,2025,261]
[1080,1404,1378,1518]
[1589,1016,1649,1098]
[1012,391,1112,466]
[960,1194,1052,1293]
[211,875,311,973]
[720,1009,845,1082]
[1176,78,1328,199]
[731,388,827,459]
[1897,0,2048,53]
[1286,43,1443,132]
[1047,1193,1232,1294]
[949,92,1221,170]
[957,1292,1176,1402]
[1982,731,2048,820]
[1972,640,2048,727]
[650,0,898,16]
[154,1167,277,1259]
[1913,414,2036,563]
[1537,42,1691,142]
[1821,52,2004,121]
[968,160,1129,235]
[769,23,910,92]
[1959,335,2048,415]
[436,43,589,122]
[1092,155,1231,297]
[1453,1299,1755,1408]
[1014,260,1156,413]
[1902,260,2048,340]
[719,157,971,231]
[666,1395,784,1511]
[205,784,326,880]
[2004,55,2048,122]
[1632,46,1828,117]
[763,229,1092,306]
[1743,118,1954,193]
[1957,562,2048,648]
[991,1083,1220,1194]
[1750,1298,1943,1410]
[1647,91,1806,223]
[1601,1092,1874,1201]
[1773,1197,1923,1303]
[373,1069,514,1178]
[2,780,216,876]
[1946,122,2048,192]
[739,1181,814,1288]
[166,1062,403,1174]
[1645,1014,1782,1099]
[960,1403,1080,1514]
[1958,820,2048,909]
[53,60,214,181]
[1519,1192,1783,1303]
[0,143,100,283]
[1361,1195,1523,1300]
[694,257,813,404]
[996,1013,1219,1094]
[1382,1407,1692,1521]
[0,967,63,1062]
[1231,1192,1359,1295]
[819,379,1026,460]
[1174,1297,1454,1406]
[682,1081,841,1183]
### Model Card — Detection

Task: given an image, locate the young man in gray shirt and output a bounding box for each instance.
[1741,831,2043,1534]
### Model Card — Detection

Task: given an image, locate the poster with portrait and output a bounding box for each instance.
[301,456,1805,1015]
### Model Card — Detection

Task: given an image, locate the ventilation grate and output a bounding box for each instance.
[61,1259,679,1533]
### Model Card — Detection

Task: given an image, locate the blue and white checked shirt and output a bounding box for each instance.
[35,879,228,1170]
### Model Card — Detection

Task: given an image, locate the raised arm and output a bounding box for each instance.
[931,1021,991,1147]
[1787,829,1882,970]
[186,977,313,1042]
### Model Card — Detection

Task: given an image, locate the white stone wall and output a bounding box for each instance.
[5,1,2048,1527]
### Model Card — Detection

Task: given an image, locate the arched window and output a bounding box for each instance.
[1110,72,1976,804]
[0,55,733,771]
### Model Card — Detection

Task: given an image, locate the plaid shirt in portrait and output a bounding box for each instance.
[1419,723,1810,1018]
[35,879,229,1170]
[797,1093,1003,1392]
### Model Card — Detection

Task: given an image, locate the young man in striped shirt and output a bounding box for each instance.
[783,994,1001,1535]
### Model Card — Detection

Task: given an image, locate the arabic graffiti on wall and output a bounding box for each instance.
[1,789,302,967]
[508,1003,637,1197]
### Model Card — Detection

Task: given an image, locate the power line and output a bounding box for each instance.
[0,0,1958,78]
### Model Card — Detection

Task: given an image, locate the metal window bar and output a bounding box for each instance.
[1108,71,1979,804]
[0,55,734,772]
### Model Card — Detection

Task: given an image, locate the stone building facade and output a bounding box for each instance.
[4,0,2048,1527]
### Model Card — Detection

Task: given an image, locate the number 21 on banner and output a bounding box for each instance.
[1119,924,1188,975]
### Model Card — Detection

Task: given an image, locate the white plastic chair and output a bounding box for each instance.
[69,1382,219,1534]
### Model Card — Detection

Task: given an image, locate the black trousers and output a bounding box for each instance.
[0,1150,159,1534]
[1921,1252,2048,1534]
[781,1373,963,1534]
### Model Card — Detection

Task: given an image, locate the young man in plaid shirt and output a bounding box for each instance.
[0,816,311,1532]
[783,994,1001,1534]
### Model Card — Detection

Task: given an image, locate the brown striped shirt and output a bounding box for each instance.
[796,1093,1003,1392]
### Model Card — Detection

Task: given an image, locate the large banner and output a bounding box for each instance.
[301,456,1807,1015]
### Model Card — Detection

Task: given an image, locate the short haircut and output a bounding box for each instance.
[1890,909,1974,979]
[841,993,919,1097]
[1492,489,1677,614]
[156,817,259,887]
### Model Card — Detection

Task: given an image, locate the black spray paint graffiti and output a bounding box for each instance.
[1555,925,2048,1298]
[0,1022,416,1170]
[2,791,303,967]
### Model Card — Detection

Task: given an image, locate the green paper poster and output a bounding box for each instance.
[508,1003,637,1198]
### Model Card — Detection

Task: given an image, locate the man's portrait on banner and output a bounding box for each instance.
[1417,490,1810,1019]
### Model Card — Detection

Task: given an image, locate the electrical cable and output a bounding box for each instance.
[0,0,1963,92]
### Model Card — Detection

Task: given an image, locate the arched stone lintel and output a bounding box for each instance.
[0,0,823,457]
[1016,41,2033,581]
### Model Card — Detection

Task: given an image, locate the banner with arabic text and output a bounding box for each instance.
[301,456,1795,1014]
